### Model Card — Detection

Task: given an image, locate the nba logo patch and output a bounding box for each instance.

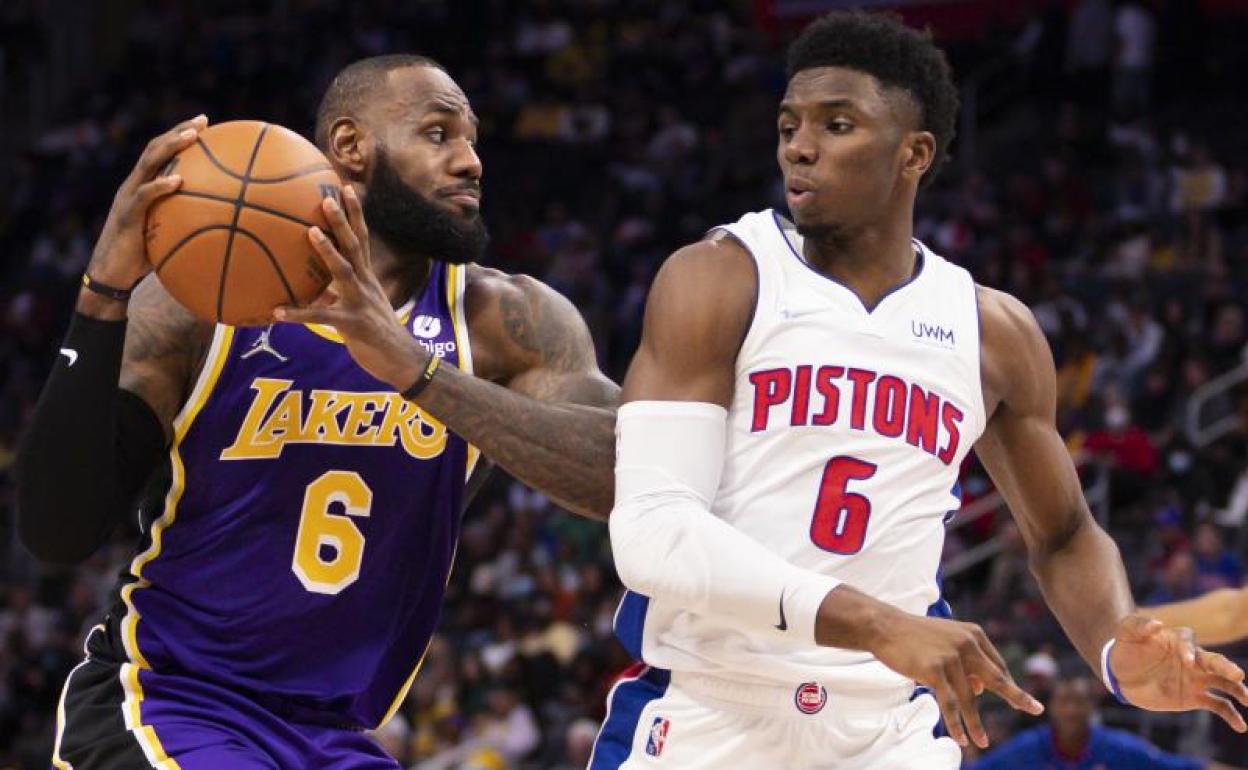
[645,716,670,756]
[794,682,827,715]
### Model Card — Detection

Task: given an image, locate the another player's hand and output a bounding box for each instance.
[87,115,207,291]
[274,186,431,390]
[1108,614,1248,732]
[869,611,1043,749]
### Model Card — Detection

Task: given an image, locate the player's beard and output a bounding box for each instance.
[363,146,489,266]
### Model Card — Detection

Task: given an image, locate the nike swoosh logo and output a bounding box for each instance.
[775,590,788,631]
[59,348,78,367]
[779,307,826,320]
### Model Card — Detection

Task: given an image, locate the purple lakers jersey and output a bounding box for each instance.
[105,261,478,730]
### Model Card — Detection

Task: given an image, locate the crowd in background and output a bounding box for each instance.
[2,1,1247,768]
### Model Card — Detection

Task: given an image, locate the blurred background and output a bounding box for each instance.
[2,0,1248,767]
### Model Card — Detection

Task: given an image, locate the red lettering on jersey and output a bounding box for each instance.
[846,369,877,430]
[791,365,813,426]
[906,385,941,455]
[937,402,964,465]
[749,368,792,432]
[812,366,844,426]
[872,376,907,438]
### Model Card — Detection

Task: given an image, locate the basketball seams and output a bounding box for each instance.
[154,225,234,273]
[233,228,297,306]
[193,138,247,181]
[173,189,317,228]
[195,139,330,183]
[247,163,334,183]
[217,124,271,322]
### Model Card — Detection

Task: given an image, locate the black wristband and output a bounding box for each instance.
[82,273,138,302]
[401,355,442,401]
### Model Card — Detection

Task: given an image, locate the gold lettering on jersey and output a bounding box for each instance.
[221,378,448,461]
[304,390,349,443]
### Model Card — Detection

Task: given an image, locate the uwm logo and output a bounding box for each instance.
[912,320,955,346]
[748,365,965,466]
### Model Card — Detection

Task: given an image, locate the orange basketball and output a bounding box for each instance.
[144,120,341,326]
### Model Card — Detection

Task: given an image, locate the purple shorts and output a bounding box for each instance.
[54,633,399,770]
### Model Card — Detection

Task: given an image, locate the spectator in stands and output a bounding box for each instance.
[2,3,1248,768]
[1193,522,1245,592]
[1147,550,1203,605]
[969,676,1246,770]
[1112,0,1157,118]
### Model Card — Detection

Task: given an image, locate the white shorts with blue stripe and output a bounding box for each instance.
[588,667,961,770]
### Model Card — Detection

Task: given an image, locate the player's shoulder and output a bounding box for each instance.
[648,232,757,324]
[975,284,1054,411]
[130,274,213,329]
[999,724,1052,754]
[975,283,1050,359]
[967,725,1048,767]
[1090,725,1181,760]
[463,263,583,332]
[462,263,593,379]
[127,274,216,357]
[975,284,1039,337]
[660,231,755,284]
[465,263,544,312]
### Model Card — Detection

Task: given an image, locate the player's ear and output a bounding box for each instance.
[902,130,936,181]
[327,118,370,180]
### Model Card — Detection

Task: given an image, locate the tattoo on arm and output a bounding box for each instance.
[417,275,619,520]
[120,277,211,438]
[500,291,542,355]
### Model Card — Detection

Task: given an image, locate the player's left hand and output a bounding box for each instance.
[1109,614,1248,732]
[273,186,430,390]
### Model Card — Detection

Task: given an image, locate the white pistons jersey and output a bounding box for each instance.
[614,209,987,693]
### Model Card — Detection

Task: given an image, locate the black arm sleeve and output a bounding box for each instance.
[15,313,167,563]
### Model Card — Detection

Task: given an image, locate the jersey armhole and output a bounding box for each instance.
[704,227,761,369]
[966,282,990,433]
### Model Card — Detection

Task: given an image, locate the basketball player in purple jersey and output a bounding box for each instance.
[17,56,616,769]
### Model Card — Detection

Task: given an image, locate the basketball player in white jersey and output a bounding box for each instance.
[590,11,1248,770]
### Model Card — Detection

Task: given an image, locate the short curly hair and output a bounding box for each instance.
[786,11,959,185]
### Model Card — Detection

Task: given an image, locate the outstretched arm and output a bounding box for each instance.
[975,285,1248,730]
[275,187,618,519]
[1146,588,1248,648]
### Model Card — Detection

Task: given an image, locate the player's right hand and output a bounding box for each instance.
[869,611,1043,749]
[85,115,207,291]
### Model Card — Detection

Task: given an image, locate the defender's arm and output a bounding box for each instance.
[975,286,1133,670]
[975,286,1248,729]
[609,235,844,637]
[1146,588,1248,648]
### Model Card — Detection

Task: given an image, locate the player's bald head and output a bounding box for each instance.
[314,54,446,149]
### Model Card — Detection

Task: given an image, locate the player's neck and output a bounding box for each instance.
[369,241,433,308]
[800,219,917,311]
